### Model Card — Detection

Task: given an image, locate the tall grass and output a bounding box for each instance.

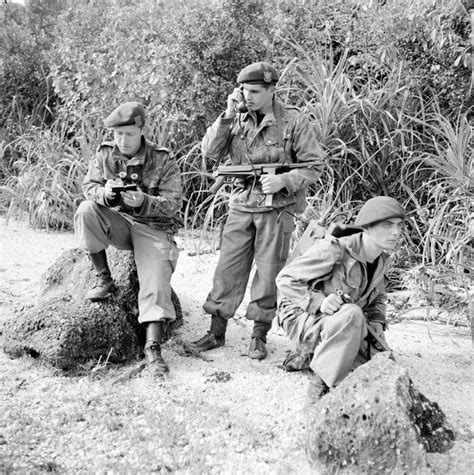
[0,116,102,229]
[401,111,472,268]
[274,41,472,282]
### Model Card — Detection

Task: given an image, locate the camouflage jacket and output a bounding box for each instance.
[276,232,390,324]
[202,100,326,212]
[82,136,183,233]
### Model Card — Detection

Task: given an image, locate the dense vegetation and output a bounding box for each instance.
[0,0,472,285]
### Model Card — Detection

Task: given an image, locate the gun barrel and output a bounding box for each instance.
[214,161,319,177]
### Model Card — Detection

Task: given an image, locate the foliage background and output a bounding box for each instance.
[0,0,472,282]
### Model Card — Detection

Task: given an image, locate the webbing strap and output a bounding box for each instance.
[274,102,288,164]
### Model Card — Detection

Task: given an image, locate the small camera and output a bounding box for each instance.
[111,184,138,194]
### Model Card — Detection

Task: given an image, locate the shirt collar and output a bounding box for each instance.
[111,136,146,165]
[344,233,389,265]
[241,99,285,127]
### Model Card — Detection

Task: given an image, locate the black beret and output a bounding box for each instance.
[237,62,279,85]
[354,196,406,227]
[103,102,145,128]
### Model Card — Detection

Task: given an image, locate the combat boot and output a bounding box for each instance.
[282,350,313,372]
[191,332,225,351]
[86,250,116,301]
[190,315,226,352]
[248,321,271,360]
[144,322,169,376]
[248,336,267,360]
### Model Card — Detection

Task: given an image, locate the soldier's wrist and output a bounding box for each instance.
[224,109,236,119]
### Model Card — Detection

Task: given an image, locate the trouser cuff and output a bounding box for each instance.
[251,321,272,340]
[210,315,227,337]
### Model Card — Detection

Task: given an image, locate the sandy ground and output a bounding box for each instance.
[0,218,473,474]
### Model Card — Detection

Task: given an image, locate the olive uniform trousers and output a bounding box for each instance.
[74,200,178,324]
[203,207,294,324]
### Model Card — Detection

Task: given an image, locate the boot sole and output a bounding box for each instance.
[86,288,117,302]
[191,342,225,352]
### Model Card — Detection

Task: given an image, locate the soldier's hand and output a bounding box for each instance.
[104,180,118,200]
[224,87,245,118]
[122,189,144,208]
[260,175,285,194]
[320,293,344,314]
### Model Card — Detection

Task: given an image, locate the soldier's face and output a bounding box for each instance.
[242,83,274,113]
[365,218,404,251]
[113,125,142,157]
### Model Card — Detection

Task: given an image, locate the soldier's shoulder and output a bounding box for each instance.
[303,234,339,253]
[322,234,345,250]
[282,105,313,124]
[323,235,348,260]
[147,140,171,154]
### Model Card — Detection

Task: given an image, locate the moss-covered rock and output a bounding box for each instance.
[2,247,183,370]
[306,352,455,474]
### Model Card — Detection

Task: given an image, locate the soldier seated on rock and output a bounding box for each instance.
[74,102,183,377]
[276,196,406,405]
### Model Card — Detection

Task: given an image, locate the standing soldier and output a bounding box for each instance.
[191,62,326,360]
[276,196,406,403]
[74,102,182,376]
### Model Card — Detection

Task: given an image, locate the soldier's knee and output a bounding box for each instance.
[342,303,364,317]
[74,201,101,224]
[337,303,365,327]
[75,200,99,216]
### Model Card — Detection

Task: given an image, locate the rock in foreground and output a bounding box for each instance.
[2,247,182,370]
[306,352,455,474]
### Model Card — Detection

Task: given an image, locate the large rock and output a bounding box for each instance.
[2,247,183,370]
[306,352,455,475]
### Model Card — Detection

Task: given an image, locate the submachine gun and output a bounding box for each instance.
[209,161,319,207]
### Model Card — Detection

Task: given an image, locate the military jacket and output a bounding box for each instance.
[82,137,183,233]
[202,100,325,212]
[276,233,390,324]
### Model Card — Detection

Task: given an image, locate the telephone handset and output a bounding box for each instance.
[234,85,248,113]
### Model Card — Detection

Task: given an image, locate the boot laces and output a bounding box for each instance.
[195,331,217,345]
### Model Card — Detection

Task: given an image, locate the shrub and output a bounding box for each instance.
[0,0,65,180]
[1,0,471,286]
[0,116,100,229]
